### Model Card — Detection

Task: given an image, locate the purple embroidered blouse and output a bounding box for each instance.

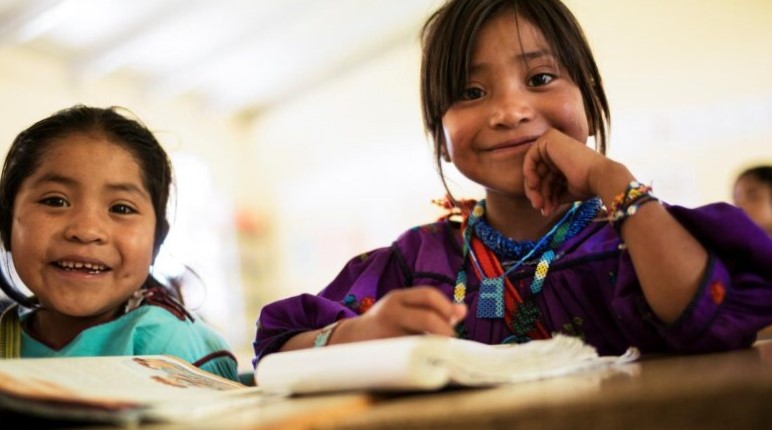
[253,202,772,365]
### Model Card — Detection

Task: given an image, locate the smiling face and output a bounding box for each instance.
[10,132,156,323]
[440,11,589,199]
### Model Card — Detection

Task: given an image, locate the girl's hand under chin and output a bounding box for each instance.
[522,128,612,216]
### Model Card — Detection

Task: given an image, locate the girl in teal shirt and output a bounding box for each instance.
[0,105,238,381]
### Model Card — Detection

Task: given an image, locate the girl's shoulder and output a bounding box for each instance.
[122,305,193,331]
[343,219,460,269]
[559,201,771,260]
[127,304,217,333]
[668,201,772,260]
[326,219,461,291]
[387,218,463,279]
[122,304,220,343]
[394,218,460,249]
[668,201,750,224]
[126,306,232,349]
[122,305,237,379]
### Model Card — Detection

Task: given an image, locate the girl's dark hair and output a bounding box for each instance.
[420,0,610,197]
[737,165,772,188]
[0,104,176,307]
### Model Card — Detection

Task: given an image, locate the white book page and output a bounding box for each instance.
[256,334,639,394]
[440,335,624,385]
[256,336,451,394]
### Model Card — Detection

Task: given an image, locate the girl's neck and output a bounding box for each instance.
[484,193,573,242]
[28,307,122,349]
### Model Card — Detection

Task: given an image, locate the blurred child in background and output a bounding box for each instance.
[733,165,772,237]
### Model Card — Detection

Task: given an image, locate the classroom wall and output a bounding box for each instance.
[245,0,772,301]
[567,0,772,205]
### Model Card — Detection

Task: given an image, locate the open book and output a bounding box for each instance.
[255,334,639,395]
[0,354,275,425]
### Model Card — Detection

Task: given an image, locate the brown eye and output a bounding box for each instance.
[110,204,137,215]
[528,73,555,87]
[39,197,68,207]
[460,87,485,100]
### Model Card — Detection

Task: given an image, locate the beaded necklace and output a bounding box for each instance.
[454,198,601,343]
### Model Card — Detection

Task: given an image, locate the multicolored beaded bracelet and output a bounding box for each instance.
[609,181,651,215]
[609,181,659,233]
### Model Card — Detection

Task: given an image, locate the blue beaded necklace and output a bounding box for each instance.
[471,199,597,261]
[454,198,601,341]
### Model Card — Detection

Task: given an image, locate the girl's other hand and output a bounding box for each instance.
[337,287,467,343]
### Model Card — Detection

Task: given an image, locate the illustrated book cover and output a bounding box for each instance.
[0,354,272,425]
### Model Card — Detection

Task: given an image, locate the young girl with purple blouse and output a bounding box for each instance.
[253,0,772,364]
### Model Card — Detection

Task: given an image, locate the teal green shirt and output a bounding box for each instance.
[19,305,238,381]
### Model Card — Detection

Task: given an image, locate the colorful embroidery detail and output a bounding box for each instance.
[359,297,375,313]
[710,281,726,305]
[342,294,376,314]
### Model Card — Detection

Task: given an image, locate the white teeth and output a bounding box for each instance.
[56,261,107,272]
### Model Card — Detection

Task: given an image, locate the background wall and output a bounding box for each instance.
[247,0,772,300]
[1,0,771,367]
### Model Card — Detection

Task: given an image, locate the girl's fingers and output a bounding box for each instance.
[355,288,468,341]
[450,303,467,325]
[550,174,566,212]
[539,170,555,214]
[397,307,458,336]
[399,286,458,321]
[525,185,544,211]
[372,287,468,337]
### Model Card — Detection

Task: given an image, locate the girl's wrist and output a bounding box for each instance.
[314,320,342,347]
[591,160,635,206]
[313,317,353,347]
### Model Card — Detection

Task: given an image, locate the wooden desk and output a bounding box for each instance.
[24,341,772,430]
[316,340,772,430]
